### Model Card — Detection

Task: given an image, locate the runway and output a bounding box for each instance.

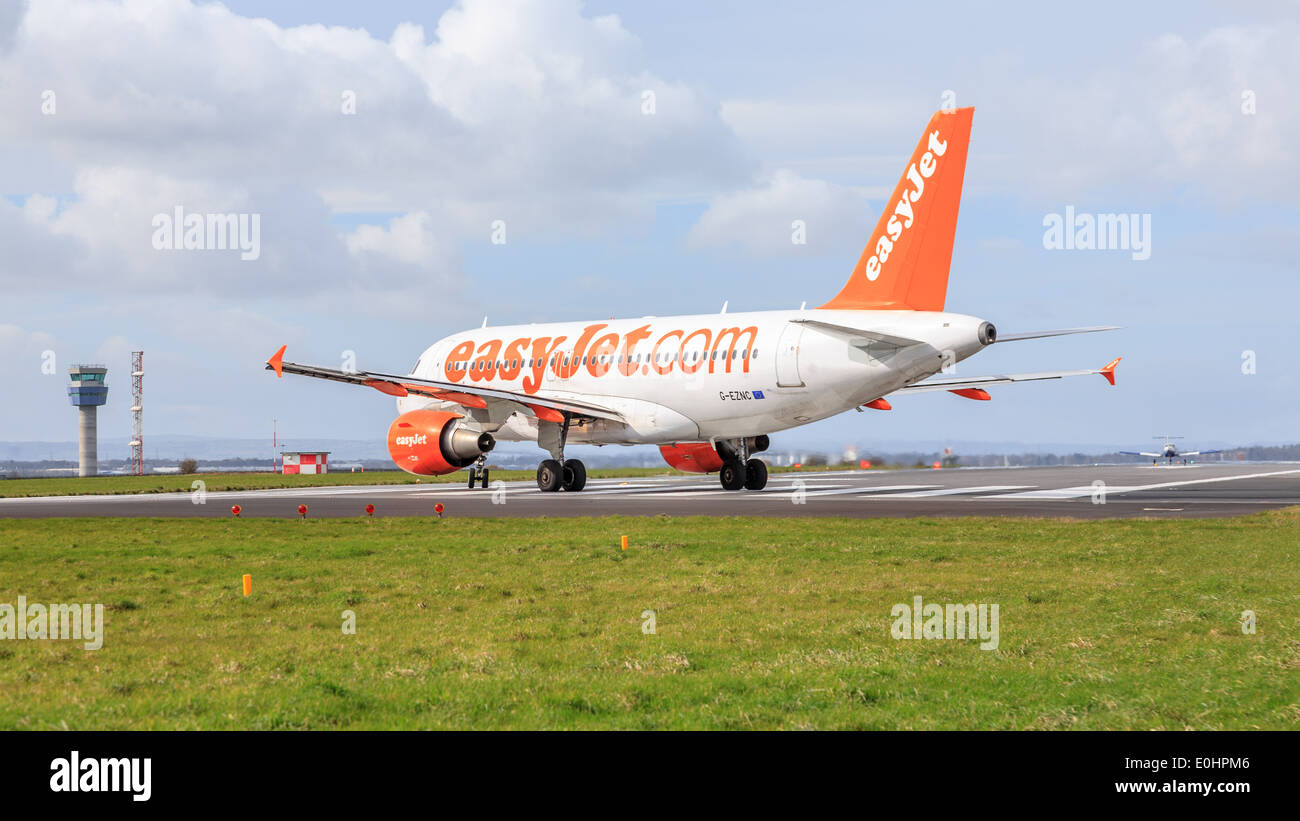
[3,463,1299,519]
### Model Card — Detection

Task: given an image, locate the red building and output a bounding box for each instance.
[282,451,329,475]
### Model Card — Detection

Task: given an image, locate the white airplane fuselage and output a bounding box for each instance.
[268,107,1118,491]
[398,309,989,446]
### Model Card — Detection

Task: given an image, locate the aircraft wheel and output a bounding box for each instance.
[479,467,490,488]
[719,459,747,491]
[537,459,563,492]
[743,458,768,490]
[466,468,478,488]
[562,459,587,492]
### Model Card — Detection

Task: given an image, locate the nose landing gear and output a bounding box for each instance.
[466,454,490,488]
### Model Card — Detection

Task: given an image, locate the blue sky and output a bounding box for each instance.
[1,0,1296,458]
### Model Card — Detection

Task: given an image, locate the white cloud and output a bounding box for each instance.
[686,169,871,257]
[0,0,750,306]
[964,23,1300,205]
[346,211,442,267]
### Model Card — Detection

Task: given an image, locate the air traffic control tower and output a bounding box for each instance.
[67,365,108,477]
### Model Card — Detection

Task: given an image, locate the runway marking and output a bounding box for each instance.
[984,468,1300,500]
[1143,508,1185,512]
[791,484,942,498]
[865,485,1034,499]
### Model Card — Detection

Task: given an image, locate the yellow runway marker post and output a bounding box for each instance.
[242,574,252,597]
[621,535,628,551]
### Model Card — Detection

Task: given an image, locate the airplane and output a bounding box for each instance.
[266,106,1121,494]
[1121,436,1220,465]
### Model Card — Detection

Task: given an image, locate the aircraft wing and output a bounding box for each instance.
[265,346,625,423]
[892,357,1121,395]
[1179,450,1220,457]
[1119,451,1162,458]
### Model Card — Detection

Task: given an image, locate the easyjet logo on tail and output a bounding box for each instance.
[819,107,973,313]
[442,322,759,396]
[866,128,948,281]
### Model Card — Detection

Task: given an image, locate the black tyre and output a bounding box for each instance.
[480,468,490,488]
[743,458,768,490]
[537,459,563,492]
[466,468,477,488]
[561,459,587,492]
[719,459,747,491]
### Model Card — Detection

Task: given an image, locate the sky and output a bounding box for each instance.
[1,0,1296,458]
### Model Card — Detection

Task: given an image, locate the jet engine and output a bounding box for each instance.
[387,409,494,475]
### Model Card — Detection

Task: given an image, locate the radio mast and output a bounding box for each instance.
[130,351,144,476]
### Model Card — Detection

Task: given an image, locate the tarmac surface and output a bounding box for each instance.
[2,463,1299,519]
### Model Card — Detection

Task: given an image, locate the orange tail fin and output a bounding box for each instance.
[820,107,974,312]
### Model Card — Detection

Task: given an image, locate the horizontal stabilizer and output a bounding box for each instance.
[995,326,1120,343]
[893,357,1121,395]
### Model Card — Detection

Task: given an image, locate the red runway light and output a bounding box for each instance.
[365,504,375,517]
[297,504,308,518]
[434,502,444,518]
[231,505,241,517]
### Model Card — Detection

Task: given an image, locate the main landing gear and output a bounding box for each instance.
[719,457,768,491]
[537,458,586,492]
[717,435,770,491]
[535,413,588,492]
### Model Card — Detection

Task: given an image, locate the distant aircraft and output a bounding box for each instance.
[1121,436,1220,465]
[267,107,1120,495]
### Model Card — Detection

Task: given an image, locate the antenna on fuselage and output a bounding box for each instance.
[720,301,728,314]
[481,316,488,328]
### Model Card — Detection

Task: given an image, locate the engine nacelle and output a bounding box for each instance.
[387,409,494,476]
[659,442,724,474]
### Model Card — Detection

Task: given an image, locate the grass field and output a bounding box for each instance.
[0,463,863,498]
[0,467,671,498]
[0,512,1296,729]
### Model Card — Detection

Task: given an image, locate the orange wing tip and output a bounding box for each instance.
[863,398,892,410]
[267,345,287,378]
[1100,357,1121,386]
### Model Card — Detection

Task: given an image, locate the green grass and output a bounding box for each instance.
[0,512,1295,729]
[0,464,864,498]
[0,467,664,498]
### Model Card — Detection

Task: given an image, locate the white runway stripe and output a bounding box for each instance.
[793,484,942,497]
[866,485,1035,499]
[985,468,1300,499]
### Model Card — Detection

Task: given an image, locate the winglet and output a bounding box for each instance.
[267,345,287,378]
[1099,357,1121,386]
